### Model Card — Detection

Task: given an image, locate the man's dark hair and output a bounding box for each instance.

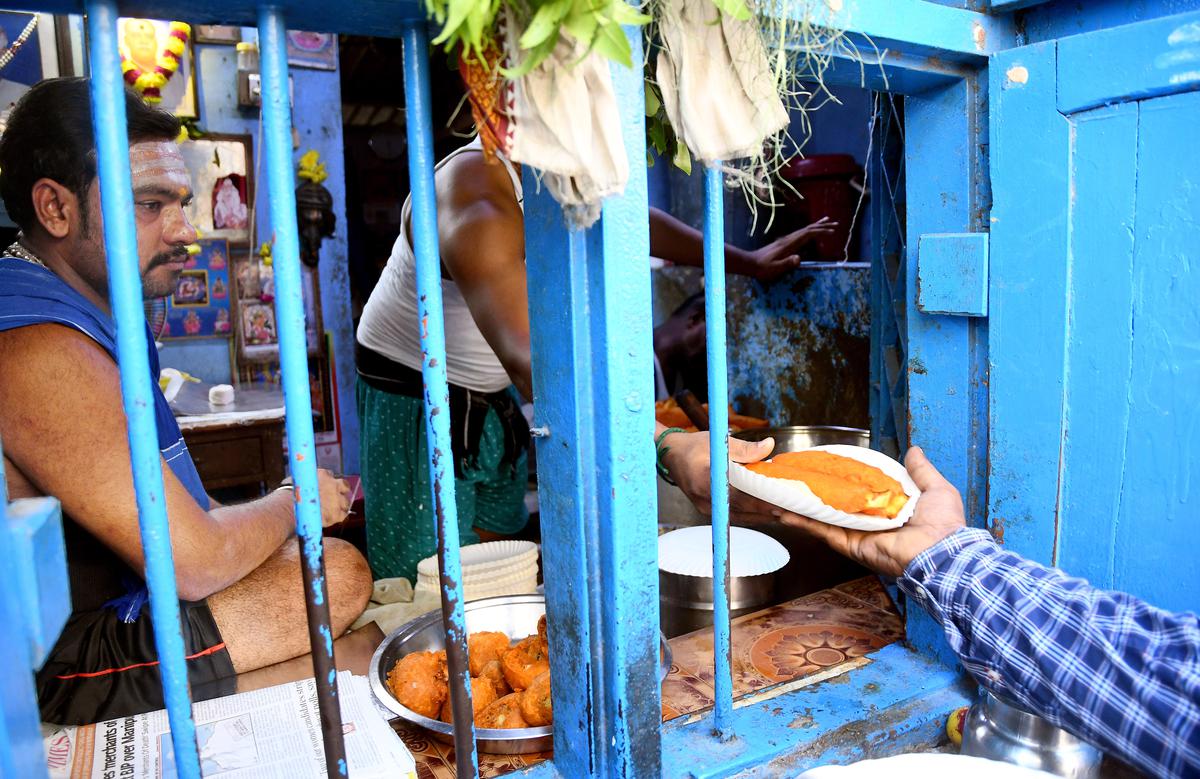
[0,77,181,233]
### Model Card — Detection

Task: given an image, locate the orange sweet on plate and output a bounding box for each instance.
[745,450,908,519]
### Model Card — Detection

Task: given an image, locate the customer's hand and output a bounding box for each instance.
[744,217,840,282]
[660,430,784,525]
[778,446,966,577]
[315,468,352,528]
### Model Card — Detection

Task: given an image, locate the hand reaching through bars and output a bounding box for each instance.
[740,217,840,282]
[777,446,965,577]
[657,426,786,525]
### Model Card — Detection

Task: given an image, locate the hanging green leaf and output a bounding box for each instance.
[590,20,632,67]
[672,138,692,175]
[608,0,652,27]
[644,83,661,117]
[520,0,573,49]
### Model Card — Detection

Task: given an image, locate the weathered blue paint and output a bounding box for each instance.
[583,34,661,776]
[400,23,478,777]
[84,5,200,775]
[703,166,735,739]
[1054,101,1139,586]
[917,233,989,317]
[988,0,1049,12]
[6,497,70,668]
[992,16,1200,612]
[524,196,595,777]
[1018,0,1200,45]
[987,40,1069,565]
[659,643,974,777]
[903,78,984,665]
[0,440,60,779]
[1056,11,1200,113]
[797,0,1016,60]
[258,9,347,775]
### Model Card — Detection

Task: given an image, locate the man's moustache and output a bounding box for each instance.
[148,247,188,269]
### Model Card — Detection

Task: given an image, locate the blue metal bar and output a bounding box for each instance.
[257,9,347,777]
[400,22,478,778]
[523,187,597,775]
[584,30,661,776]
[83,5,199,776]
[703,165,734,738]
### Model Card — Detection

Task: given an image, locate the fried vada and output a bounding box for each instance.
[467,631,512,676]
[438,675,499,724]
[519,670,553,726]
[386,650,448,720]
[501,635,549,692]
[476,692,529,729]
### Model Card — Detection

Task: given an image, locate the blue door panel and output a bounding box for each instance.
[991,13,1200,611]
[1112,90,1200,608]
[1056,102,1139,587]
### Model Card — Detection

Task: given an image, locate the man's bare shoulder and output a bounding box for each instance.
[438,147,522,216]
[0,321,111,369]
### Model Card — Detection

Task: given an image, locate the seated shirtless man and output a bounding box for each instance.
[0,78,372,725]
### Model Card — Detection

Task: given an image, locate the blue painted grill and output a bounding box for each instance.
[0,1,1046,777]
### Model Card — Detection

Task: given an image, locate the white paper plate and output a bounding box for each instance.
[728,444,920,532]
[658,525,790,578]
[416,540,538,579]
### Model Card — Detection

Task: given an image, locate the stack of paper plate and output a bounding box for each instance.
[415,540,540,600]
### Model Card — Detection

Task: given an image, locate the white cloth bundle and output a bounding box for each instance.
[655,0,788,163]
[500,6,629,228]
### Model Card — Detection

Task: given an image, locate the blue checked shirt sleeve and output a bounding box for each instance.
[898,527,1200,778]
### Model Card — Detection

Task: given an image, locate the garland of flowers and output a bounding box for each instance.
[121,21,191,105]
[0,15,38,73]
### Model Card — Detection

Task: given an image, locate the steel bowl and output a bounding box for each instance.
[369,594,672,754]
[732,425,869,453]
[660,569,777,638]
[962,691,1102,778]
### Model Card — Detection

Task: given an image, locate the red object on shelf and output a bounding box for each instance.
[778,154,862,261]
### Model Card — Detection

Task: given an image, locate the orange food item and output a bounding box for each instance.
[479,658,511,696]
[476,692,529,729]
[536,614,547,644]
[467,631,511,676]
[438,676,499,724]
[501,635,549,692]
[653,398,769,433]
[519,670,553,726]
[746,450,908,518]
[386,650,448,719]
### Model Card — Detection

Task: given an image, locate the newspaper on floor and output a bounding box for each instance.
[42,671,416,779]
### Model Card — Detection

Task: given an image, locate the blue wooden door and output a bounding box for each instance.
[989,11,1200,611]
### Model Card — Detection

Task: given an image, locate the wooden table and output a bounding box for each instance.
[172,381,287,495]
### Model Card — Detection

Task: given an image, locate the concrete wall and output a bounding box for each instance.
[157,31,358,473]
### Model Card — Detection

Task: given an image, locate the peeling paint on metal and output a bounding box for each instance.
[1006,65,1029,85]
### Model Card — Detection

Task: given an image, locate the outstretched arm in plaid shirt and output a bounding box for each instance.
[781,447,1200,778]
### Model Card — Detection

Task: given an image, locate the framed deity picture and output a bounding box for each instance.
[193,25,241,45]
[116,17,197,118]
[178,133,254,246]
[285,30,337,70]
[161,239,233,339]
